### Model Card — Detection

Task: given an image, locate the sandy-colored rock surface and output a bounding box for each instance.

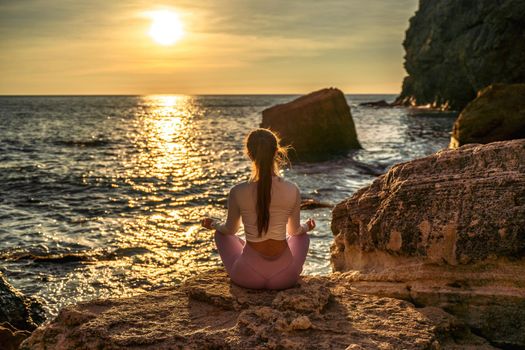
[450,84,525,148]
[332,139,525,269]
[261,88,360,161]
[331,139,525,347]
[20,269,493,350]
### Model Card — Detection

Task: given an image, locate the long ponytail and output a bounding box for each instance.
[245,129,290,237]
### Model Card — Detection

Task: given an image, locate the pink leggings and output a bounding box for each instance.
[214,231,310,290]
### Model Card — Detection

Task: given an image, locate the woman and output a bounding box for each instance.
[201,128,315,290]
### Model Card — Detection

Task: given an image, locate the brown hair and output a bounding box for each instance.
[245,128,290,236]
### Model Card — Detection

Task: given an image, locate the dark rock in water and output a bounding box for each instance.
[5,248,153,264]
[32,253,90,263]
[331,139,525,348]
[21,269,494,349]
[107,247,152,258]
[7,252,92,263]
[53,137,111,148]
[395,0,525,111]
[0,322,31,350]
[261,88,361,162]
[350,159,385,176]
[450,84,525,148]
[0,273,45,331]
[300,198,333,210]
[359,100,391,108]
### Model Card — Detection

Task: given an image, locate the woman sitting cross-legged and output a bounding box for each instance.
[201,128,315,290]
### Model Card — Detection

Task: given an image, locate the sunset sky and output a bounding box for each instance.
[0,0,419,95]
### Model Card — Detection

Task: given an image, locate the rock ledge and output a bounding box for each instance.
[21,270,493,350]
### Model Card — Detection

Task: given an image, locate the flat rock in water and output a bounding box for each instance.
[261,88,361,162]
[300,198,333,210]
[20,270,492,350]
[331,139,525,348]
[359,100,391,108]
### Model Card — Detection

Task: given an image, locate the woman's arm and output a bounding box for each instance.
[212,187,241,235]
[287,187,310,235]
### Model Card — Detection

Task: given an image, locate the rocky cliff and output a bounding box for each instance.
[261,88,361,162]
[331,139,525,348]
[22,270,495,350]
[395,0,525,111]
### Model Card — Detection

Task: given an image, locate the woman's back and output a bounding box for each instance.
[233,175,300,243]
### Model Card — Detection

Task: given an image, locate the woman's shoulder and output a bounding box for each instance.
[229,177,299,193]
[229,181,252,193]
[277,177,300,193]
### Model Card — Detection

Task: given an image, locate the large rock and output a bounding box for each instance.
[21,269,493,350]
[450,84,525,148]
[331,139,525,348]
[261,88,361,161]
[395,0,525,111]
[0,273,45,331]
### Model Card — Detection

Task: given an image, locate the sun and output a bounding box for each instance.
[148,10,184,46]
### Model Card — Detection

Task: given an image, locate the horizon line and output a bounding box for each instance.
[0,92,400,97]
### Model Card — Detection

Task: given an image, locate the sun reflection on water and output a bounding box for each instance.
[113,95,220,283]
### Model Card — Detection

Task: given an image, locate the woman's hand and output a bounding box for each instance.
[201,218,215,230]
[305,218,316,231]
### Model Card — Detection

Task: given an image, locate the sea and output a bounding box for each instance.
[0,94,457,318]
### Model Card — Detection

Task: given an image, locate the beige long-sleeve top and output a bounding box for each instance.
[215,176,308,242]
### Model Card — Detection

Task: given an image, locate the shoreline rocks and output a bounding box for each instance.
[450,84,525,148]
[395,0,525,111]
[261,88,361,162]
[0,322,31,350]
[1,273,46,350]
[331,139,525,347]
[21,269,495,350]
[0,273,45,331]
